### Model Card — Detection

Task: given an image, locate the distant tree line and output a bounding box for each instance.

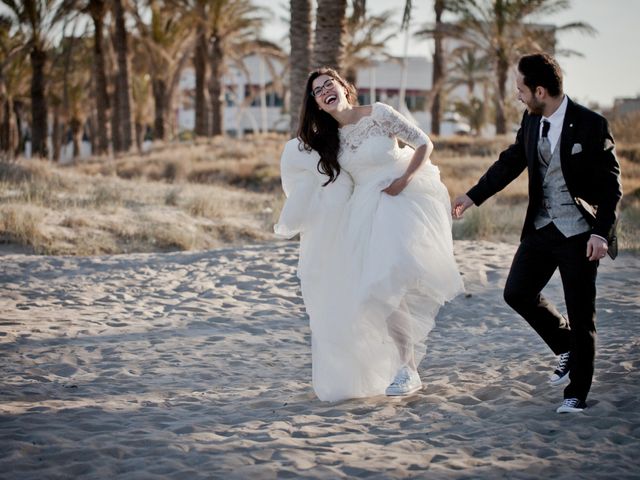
[0,0,592,161]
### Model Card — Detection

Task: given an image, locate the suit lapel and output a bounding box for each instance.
[526,112,541,170]
[560,97,577,165]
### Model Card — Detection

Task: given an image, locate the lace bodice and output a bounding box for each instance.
[338,103,430,186]
[339,102,428,153]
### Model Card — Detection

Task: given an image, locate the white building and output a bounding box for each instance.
[356,57,469,135]
[176,55,289,136]
[175,54,470,136]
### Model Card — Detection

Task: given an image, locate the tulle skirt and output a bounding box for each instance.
[297,161,464,401]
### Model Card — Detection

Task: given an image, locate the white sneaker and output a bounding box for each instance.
[556,397,587,413]
[385,366,422,396]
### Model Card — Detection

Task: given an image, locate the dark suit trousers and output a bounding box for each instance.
[503,223,598,402]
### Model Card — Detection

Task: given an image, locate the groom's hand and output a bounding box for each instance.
[452,194,474,219]
[586,235,608,261]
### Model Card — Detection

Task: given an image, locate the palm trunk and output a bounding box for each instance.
[313,0,347,70]
[289,0,312,135]
[152,77,166,140]
[70,116,82,159]
[91,0,110,155]
[30,47,48,158]
[0,95,14,158]
[13,100,24,157]
[208,35,224,137]
[194,18,208,136]
[52,106,62,161]
[86,115,96,154]
[344,68,357,86]
[110,70,122,153]
[430,0,445,136]
[166,49,191,140]
[495,53,508,134]
[113,0,133,151]
[135,121,143,152]
[494,0,507,135]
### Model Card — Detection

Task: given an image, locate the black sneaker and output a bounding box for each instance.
[549,351,570,386]
[556,397,587,413]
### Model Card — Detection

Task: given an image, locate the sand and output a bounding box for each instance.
[1,240,639,479]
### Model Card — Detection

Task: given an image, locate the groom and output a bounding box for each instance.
[452,53,622,413]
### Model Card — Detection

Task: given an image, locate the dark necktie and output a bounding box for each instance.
[539,120,551,165]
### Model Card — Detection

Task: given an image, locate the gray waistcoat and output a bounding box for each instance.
[534,140,590,237]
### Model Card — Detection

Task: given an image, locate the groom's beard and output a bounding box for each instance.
[526,98,545,115]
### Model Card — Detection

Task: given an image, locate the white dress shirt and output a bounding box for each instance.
[540,94,567,153]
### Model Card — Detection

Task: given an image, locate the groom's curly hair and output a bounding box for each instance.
[297,68,358,186]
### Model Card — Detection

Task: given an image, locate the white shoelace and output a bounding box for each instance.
[556,352,570,372]
[561,398,580,408]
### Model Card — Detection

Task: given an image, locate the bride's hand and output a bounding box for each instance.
[382,176,410,196]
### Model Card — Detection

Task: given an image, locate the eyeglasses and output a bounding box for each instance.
[311,78,336,97]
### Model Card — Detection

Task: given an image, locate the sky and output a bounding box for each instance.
[261,0,640,108]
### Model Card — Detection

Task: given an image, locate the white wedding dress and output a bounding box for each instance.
[276,102,464,401]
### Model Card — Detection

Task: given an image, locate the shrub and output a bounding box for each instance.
[0,204,46,251]
[611,111,640,144]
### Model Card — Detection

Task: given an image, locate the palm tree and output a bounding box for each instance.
[430,0,445,135]
[446,46,492,135]
[204,0,268,136]
[48,32,71,161]
[173,0,269,137]
[50,34,93,160]
[288,0,312,135]
[448,0,595,134]
[130,68,153,152]
[447,46,491,97]
[0,14,29,159]
[405,0,452,134]
[60,0,112,155]
[313,0,347,70]
[193,0,208,136]
[85,0,110,155]
[112,0,134,151]
[343,6,396,86]
[1,0,64,158]
[132,0,193,141]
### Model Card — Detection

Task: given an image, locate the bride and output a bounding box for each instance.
[275,68,463,402]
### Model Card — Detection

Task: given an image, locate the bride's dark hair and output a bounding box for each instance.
[297,68,358,186]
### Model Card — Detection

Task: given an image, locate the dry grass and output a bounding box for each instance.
[0,139,282,255]
[611,111,640,145]
[0,133,638,255]
[76,133,284,192]
[0,204,48,252]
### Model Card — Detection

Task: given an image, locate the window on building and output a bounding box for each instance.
[249,88,284,107]
[225,91,235,107]
[406,94,426,111]
[357,93,371,105]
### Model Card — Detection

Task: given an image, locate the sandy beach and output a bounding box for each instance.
[1,240,639,479]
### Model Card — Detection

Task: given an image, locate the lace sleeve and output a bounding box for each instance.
[377,103,429,149]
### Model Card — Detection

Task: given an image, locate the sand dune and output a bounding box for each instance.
[1,241,638,479]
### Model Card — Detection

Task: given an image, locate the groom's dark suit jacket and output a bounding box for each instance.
[466,97,622,254]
